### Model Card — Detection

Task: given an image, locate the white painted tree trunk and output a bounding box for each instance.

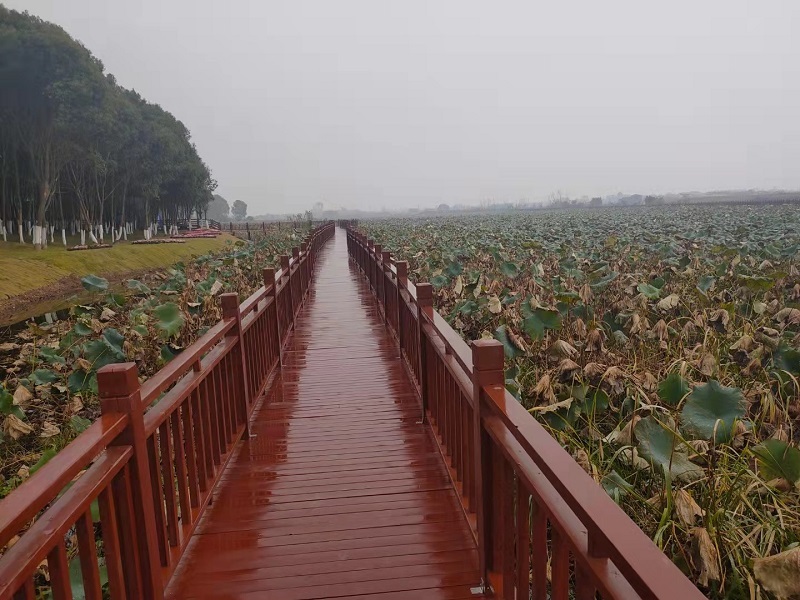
[80,230,86,246]
[89,230,98,244]
[98,223,104,242]
[1,222,6,242]
[61,229,67,246]
[17,222,25,244]
[49,225,54,244]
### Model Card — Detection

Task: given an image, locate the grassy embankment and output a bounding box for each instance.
[0,234,237,323]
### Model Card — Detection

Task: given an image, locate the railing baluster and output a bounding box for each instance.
[47,539,72,600]
[76,510,102,600]
[145,434,169,566]
[281,255,293,332]
[264,267,282,372]
[158,420,179,548]
[222,292,251,433]
[183,395,201,507]
[551,529,570,600]
[112,465,143,599]
[171,408,191,523]
[416,283,433,420]
[531,499,548,600]
[575,563,596,600]
[97,485,126,599]
[516,484,531,600]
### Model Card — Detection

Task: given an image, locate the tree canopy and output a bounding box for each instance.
[231,199,248,221]
[207,194,230,221]
[0,7,216,247]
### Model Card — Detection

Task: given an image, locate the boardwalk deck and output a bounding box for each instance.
[165,230,481,599]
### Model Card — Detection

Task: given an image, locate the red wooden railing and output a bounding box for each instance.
[345,225,705,600]
[0,222,334,600]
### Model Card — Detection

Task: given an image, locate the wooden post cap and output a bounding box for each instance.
[280,255,290,269]
[263,267,275,285]
[396,261,408,280]
[97,362,139,398]
[220,292,239,318]
[417,283,434,306]
[471,339,504,371]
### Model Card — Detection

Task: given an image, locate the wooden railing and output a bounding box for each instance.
[345,225,705,600]
[0,221,334,600]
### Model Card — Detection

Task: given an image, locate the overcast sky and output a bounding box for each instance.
[8,0,800,213]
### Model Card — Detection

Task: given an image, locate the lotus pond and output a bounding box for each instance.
[361,205,800,600]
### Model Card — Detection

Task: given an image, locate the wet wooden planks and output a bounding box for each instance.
[166,229,480,599]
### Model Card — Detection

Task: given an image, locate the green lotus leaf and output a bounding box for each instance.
[752,440,800,484]
[697,275,716,296]
[774,345,800,376]
[637,283,661,300]
[70,415,92,434]
[153,303,185,339]
[601,470,634,502]
[38,346,67,366]
[82,329,126,371]
[0,387,25,419]
[680,380,746,444]
[658,373,690,406]
[73,322,93,336]
[494,325,521,359]
[31,369,59,385]
[430,275,449,288]
[29,448,57,474]
[127,279,151,294]
[523,308,562,341]
[500,261,519,278]
[81,274,109,292]
[635,416,703,482]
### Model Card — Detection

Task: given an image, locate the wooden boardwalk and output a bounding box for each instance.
[166,229,480,599]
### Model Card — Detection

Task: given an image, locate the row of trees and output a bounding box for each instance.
[0,7,216,248]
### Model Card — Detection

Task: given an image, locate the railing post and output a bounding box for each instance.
[280,255,293,330]
[396,261,408,352]
[381,251,391,324]
[221,293,252,436]
[373,244,382,299]
[367,240,375,288]
[264,267,282,371]
[302,240,310,275]
[471,339,504,594]
[97,363,164,600]
[292,247,303,302]
[416,282,433,422]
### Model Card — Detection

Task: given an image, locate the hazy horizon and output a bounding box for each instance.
[8,0,799,214]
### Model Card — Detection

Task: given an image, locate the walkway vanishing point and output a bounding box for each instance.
[0,222,705,600]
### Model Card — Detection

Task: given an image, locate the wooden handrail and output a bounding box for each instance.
[0,413,128,549]
[0,221,335,599]
[345,224,705,600]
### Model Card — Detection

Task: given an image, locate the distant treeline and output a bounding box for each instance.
[0,7,216,247]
